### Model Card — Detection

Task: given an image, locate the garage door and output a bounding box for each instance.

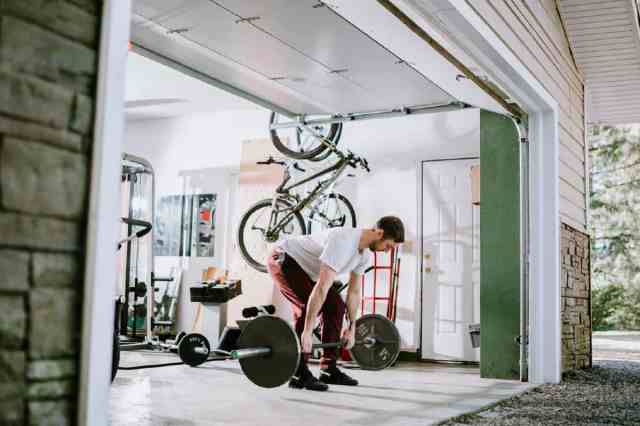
[130,0,465,117]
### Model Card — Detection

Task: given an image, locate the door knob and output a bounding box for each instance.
[424,267,432,273]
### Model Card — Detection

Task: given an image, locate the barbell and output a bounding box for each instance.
[176,314,401,388]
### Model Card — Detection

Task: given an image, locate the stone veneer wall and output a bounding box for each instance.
[561,223,592,372]
[0,1,101,425]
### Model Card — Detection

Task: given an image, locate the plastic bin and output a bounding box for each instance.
[468,323,480,348]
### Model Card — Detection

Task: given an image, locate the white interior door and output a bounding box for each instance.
[421,159,480,362]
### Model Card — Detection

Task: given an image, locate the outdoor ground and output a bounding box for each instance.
[110,356,531,426]
[442,331,640,425]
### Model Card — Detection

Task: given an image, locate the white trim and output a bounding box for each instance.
[416,159,423,356]
[584,86,590,228]
[445,0,562,383]
[78,2,131,425]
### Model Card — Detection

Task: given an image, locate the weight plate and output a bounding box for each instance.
[178,333,210,367]
[111,333,119,382]
[350,314,400,370]
[236,316,300,388]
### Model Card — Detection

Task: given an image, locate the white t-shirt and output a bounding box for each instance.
[278,228,370,282]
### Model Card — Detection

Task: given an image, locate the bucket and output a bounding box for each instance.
[468,323,480,348]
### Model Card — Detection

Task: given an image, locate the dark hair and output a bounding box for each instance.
[376,216,405,243]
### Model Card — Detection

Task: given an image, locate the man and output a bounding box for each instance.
[267,216,405,391]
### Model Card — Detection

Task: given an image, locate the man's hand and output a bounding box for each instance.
[340,326,355,350]
[301,329,314,354]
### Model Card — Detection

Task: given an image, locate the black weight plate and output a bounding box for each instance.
[236,316,300,388]
[111,333,119,382]
[178,333,210,367]
[350,314,400,370]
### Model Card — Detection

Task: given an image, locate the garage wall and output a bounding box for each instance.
[342,109,480,350]
[124,110,269,333]
[464,0,587,232]
[0,1,101,425]
[124,107,480,350]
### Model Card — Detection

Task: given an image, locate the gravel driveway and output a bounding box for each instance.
[441,332,640,425]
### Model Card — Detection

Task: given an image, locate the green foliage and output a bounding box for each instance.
[592,283,625,331]
[589,124,640,330]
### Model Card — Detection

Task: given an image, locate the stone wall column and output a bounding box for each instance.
[561,223,592,372]
[0,1,102,425]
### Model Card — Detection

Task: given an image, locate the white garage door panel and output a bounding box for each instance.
[216,0,454,109]
[131,0,458,115]
[131,15,323,115]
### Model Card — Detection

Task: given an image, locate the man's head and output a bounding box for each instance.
[369,216,405,252]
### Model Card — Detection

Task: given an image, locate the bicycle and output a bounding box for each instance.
[269,112,343,161]
[237,150,370,273]
[270,156,357,233]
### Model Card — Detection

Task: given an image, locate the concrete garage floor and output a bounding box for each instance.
[110,352,533,426]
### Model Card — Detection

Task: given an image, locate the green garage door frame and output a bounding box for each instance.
[480,109,521,380]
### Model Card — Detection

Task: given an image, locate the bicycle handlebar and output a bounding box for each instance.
[257,156,306,172]
[256,156,285,166]
[346,152,370,172]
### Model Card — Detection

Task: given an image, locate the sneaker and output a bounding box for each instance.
[319,366,358,386]
[288,371,329,391]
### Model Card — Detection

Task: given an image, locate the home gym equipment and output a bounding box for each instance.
[119,153,178,340]
[241,304,276,318]
[114,309,400,388]
[232,314,400,387]
[189,279,243,354]
[112,154,181,382]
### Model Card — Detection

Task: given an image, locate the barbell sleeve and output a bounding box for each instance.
[193,347,209,355]
[230,347,271,360]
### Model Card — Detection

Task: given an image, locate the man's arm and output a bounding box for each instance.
[301,264,336,345]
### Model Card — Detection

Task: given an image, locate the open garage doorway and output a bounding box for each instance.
[80,1,565,425]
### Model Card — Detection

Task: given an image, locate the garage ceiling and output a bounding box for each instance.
[131,0,461,116]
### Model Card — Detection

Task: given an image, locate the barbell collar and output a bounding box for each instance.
[230,346,271,360]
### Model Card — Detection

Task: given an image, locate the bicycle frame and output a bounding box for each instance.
[266,156,351,238]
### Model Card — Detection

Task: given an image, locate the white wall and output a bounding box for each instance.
[340,108,480,350]
[124,109,269,332]
[123,106,479,351]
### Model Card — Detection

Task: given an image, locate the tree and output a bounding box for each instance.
[589,124,640,330]
[592,283,625,330]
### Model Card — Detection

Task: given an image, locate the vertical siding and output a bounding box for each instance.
[466,0,587,231]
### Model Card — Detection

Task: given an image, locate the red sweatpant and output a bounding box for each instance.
[267,248,345,368]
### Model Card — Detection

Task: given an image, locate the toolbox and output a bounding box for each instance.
[189,280,242,304]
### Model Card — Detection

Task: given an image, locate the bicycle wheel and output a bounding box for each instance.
[238,198,306,273]
[309,121,342,162]
[306,193,357,234]
[269,112,342,160]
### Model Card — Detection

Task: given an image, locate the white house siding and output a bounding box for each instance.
[466,0,587,232]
